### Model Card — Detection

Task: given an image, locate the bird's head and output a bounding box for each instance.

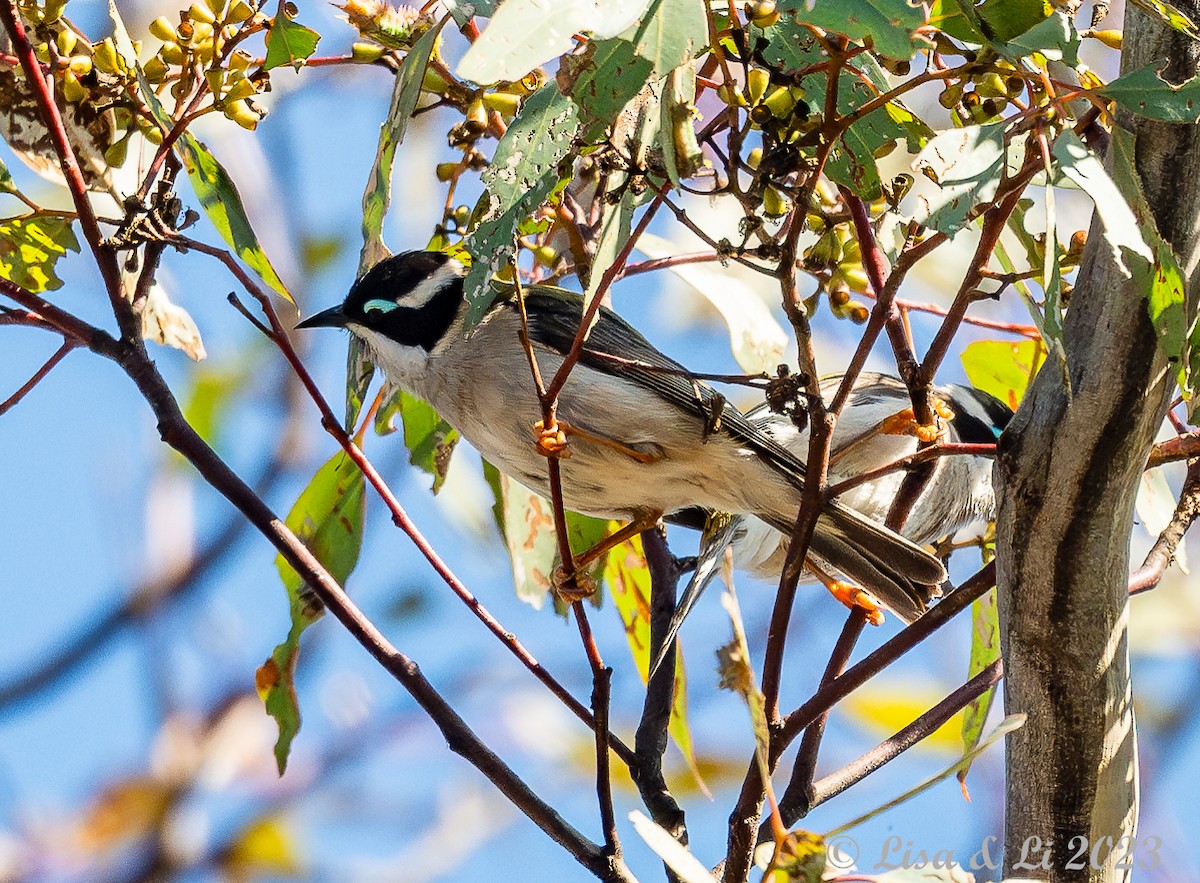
[297,250,467,354]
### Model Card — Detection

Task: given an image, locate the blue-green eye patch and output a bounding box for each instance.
[363,298,400,314]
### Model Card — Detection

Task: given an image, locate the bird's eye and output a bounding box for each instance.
[363,298,399,315]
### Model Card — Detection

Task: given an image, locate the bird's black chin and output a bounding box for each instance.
[296,305,349,329]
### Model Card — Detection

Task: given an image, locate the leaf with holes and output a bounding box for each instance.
[1102,63,1200,123]
[262,452,366,772]
[778,0,927,60]
[264,0,321,72]
[463,84,579,324]
[0,215,79,293]
[912,121,1014,235]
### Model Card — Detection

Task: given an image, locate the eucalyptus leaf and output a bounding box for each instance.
[1101,62,1200,123]
[0,215,79,293]
[911,121,1013,235]
[264,0,321,72]
[263,451,367,772]
[464,84,579,324]
[778,0,927,60]
[1128,0,1200,41]
[457,0,651,83]
[398,391,459,493]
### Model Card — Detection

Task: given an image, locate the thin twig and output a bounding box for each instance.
[1129,458,1200,595]
[0,340,75,417]
[634,527,688,857]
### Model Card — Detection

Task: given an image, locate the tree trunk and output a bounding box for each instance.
[995,5,1200,881]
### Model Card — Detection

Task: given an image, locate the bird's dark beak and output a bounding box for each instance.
[296,304,348,330]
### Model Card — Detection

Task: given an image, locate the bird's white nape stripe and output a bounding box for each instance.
[401,261,465,310]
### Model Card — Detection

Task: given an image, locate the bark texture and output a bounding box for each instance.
[996,5,1200,881]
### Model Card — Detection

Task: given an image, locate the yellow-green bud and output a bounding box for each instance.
[55,28,77,57]
[749,0,779,28]
[68,55,92,77]
[847,301,869,323]
[104,135,130,168]
[226,0,255,23]
[746,67,771,105]
[435,162,459,182]
[139,118,165,144]
[61,70,87,103]
[1088,29,1122,49]
[94,38,121,73]
[762,85,796,118]
[746,146,763,169]
[482,91,521,116]
[225,98,261,130]
[159,41,186,66]
[353,41,387,63]
[189,2,216,25]
[763,184,790,218]
[224,77,257,103]
[150,16,176,42]
[463,99,488,135]
[228,49,253,71]
[143,55,170,83]
[34,42,51,63]
[533,245,559,266]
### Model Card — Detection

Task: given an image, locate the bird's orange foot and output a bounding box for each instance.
[828,579,886,626]
[533,420,571,459]
[878,405,948,444]
[552,566,598,603]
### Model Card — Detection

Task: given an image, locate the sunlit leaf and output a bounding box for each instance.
[1137,468,1189,573]
[629,811,719,883]
[958,564,1000,796]
[0,157,18,194]
[604,527,705,790]
[1000,9,1078,64]
[0,215,79,292]
[635,232,786,373]
[912,122,1015,235]
[1111,128,1200,417]
[960,339,1046,411]
[178,133,292,302]
[458,0,651,83]
[558,37,654,141]
[974,0,1049,42]
[262,452,367,772]
[264,0,321,72]
[842,682,965,752]
[1128,0,1200,42]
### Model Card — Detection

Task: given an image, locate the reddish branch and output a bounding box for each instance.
[0,339,74,416]
[1129,458,1200,595]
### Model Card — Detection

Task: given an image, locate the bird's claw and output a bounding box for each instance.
[552,566,597,603]
[533,420,571,459]
[828,579,886,626]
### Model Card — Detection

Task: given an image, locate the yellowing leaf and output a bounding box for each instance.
[76,778,173,851]
[841,682,964,752]
[226,814,304,876]
[960,338,1046,411]
[0,215,80,293]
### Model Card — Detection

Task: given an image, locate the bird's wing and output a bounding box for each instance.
[513,286,812,482]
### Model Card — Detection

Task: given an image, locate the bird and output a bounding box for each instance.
[651,372,1012,674]
[298,250,947,616]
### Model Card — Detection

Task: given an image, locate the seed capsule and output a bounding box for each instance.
[482,91,522,116]
[55,28,77,56]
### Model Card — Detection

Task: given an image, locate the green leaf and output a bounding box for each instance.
[181,362,254,448]
[1110,129,1200,416]
[0,157,18,195]
[1052,129,1152,277]
[778,0,927,60]
[976,0,1050,42]
[263,451,367,772]
[397,391,459,493]
[604,527,705,790]
[960,339,1046,411]
[484,465,610,609]
[929,0,986,42]
[347,17,447,428]
[558,37,655,140]
[463,84,579,324]
[177,133,292,302]
[443,0,497,27]
[999,8,1078,65]
[996,204,1066,374]
[622,0,707,80]
[912,121,1013,235]
[0,215,79,292]
[581,190,635,309]
[264,0,321,72]
[1128,0,1200,42]
[1101,62,1200,123]
[958,580,999,795]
